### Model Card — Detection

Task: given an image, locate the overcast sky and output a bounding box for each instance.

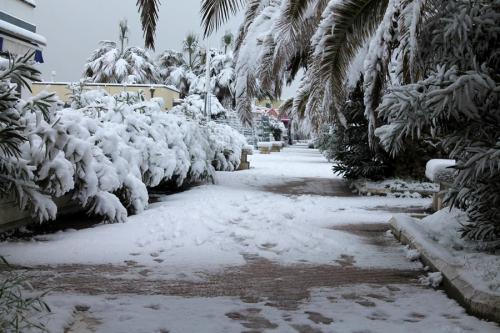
[34,0,298,99]
[35,1,242,80]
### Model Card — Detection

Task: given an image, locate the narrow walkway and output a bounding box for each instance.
[1,145,498,332]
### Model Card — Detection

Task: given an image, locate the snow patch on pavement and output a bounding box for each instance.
[39,284,500,333]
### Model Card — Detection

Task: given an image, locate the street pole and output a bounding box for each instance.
[204,45,211,122]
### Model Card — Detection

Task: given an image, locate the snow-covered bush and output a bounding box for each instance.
[269,118,286,141]
[170,94,226,121]
[315,125,336,161]
[206,122,246,172]
[19,96,184,222]
[375,1,500,242]
[0,53,63,221]
[0,55,52,329]
[1,54,245,224]
[170,94,247,172]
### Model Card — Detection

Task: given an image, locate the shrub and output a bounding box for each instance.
[375,0,500,241]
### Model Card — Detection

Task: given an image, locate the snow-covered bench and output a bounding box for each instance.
[257,142,272,154]
[425,159,456,211]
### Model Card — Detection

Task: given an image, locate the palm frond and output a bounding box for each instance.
[136,0,160,50]
[398,0,439,82]
[363,0,400,145]
[280,0,314,24]
[319,0,388,107]
[201,0,247,37]
[278,97,294,117]
[259,0,326,95]
[234,0,263,56]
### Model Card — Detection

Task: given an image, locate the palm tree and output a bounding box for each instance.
[221,31,234,53]
[197,0,440,131]
[83,21,159,84]
[183,33,200,70]
[137,0,435,129]
[118,19,129,55]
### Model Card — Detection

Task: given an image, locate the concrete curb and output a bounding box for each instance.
[390,216,500,324]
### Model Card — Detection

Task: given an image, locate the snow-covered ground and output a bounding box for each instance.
[0,146,430,275]
[1,145,499,332]
[399,209,500,296]
[41,284,498,333]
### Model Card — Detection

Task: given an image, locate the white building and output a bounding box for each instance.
[0,0,46,61]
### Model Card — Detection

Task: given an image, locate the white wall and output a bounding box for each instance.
[1,0,36,24]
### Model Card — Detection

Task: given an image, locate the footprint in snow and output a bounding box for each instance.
[283,212,295,220]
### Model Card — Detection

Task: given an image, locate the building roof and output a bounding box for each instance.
[0,19,46,46]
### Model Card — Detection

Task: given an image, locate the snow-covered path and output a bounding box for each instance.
[1,145,499,332]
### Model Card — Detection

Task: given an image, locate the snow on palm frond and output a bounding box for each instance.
[264,0,327,89]
[363,0,440,144]
[397,0,433,82]
[320,0,388,120]
[362,0,400,145]
[234,0,269,56]
[234,0,281,125]
[210,51,236,108]
[83,42,159,84]
[157,48,235,107]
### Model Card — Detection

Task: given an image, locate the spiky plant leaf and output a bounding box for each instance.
[201,0,248,37]
[319,0,388,107]
[136,0,160,50]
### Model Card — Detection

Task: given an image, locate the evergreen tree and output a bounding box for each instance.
[375,0,500,242]
[331,78,394,180]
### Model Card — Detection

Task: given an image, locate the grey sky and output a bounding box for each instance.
[35,0,298,99]
[35,1,242,79]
